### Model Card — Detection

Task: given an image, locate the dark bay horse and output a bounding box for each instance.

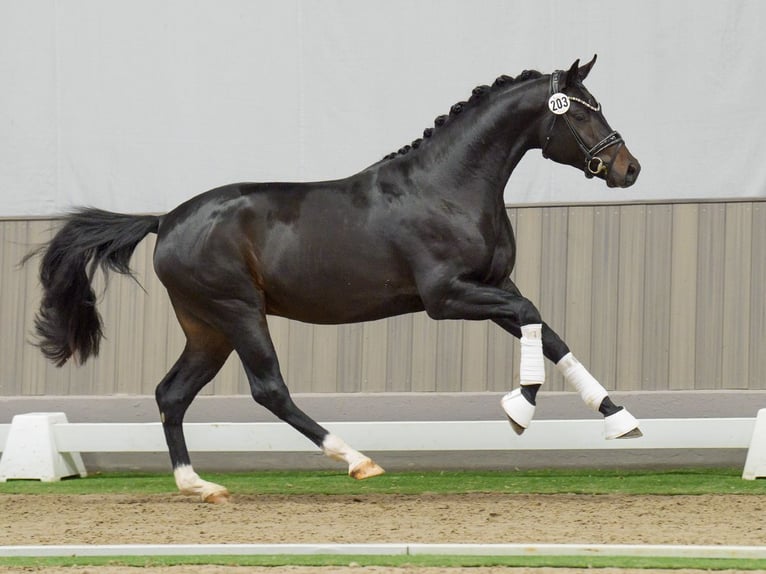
[28,56,641,502]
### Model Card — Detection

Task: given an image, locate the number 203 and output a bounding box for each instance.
[550,97,569,111]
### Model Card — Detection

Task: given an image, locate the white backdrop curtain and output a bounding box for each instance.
[1,0,764,216]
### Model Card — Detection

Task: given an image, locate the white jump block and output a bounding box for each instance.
[0,413,86,482]
[742,408,766,480]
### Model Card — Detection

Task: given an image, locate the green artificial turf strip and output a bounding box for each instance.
[0,467,763,496]
[0,554,765,570]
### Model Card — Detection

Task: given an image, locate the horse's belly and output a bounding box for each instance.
[262,271,423,324]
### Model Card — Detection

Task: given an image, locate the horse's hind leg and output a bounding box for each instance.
[221,301,384,479]
[155,310,233,502]
[493,280,641,439]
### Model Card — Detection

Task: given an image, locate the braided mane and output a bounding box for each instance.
[383,69,543,161]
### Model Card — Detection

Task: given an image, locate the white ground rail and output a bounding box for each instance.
[1,409,765,481]
[2,542,766,559]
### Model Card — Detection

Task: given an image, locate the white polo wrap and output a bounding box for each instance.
[519,323,545,386]
[556,352,608,411]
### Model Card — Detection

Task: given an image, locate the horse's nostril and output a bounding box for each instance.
[627,164,637,176]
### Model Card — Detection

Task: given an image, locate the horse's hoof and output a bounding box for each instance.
[507,417,526,436]
[350,458,385,480]
[202,489,231,504]
[604,408,642,440]
[616,427,643,439]
[501,389,535,434]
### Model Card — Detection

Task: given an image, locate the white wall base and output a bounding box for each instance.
[1,408,764,479]
[0,412,86,482]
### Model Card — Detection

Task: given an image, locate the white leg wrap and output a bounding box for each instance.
[519,323,545,386]
[556,352,608,411]
[322,433,369,474]
[174,465,229,501]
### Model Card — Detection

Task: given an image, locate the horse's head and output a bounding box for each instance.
[541,55,640,188]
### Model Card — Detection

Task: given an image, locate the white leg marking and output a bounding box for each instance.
[322,433,368,470]
[174,464,229,502]
[519,324,545,386]
[556,352,608,411]
[322,434,385,478]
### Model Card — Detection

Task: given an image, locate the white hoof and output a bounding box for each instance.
[604,408,642,439]
[501,389,536,435]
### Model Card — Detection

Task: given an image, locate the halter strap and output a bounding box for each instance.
[543,70,623,178]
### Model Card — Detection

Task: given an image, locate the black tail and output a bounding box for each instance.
[24,208,160,366]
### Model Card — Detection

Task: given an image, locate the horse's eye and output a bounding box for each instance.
[572,111,587,122]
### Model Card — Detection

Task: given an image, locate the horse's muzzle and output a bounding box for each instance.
[606,145,641,188]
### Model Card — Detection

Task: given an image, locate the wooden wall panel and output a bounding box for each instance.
[386,315,413,392]
[564,207,594,372]
[695,204,726,389]
[2,200,764,397]
[615,205,646,390]
[461,320,488,392]
[362,319,388,393]
[749,204,766,390]
[642,204,673,390]
[312,324,339,393]
[668,204,698,390]
[588,206,621,390]
[410,312,438,392]
[722,203,752,389]
[336,323,363,393]
[435,320,463,392]
[1,222,34,395]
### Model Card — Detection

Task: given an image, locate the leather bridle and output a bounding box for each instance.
[542,70,624,178]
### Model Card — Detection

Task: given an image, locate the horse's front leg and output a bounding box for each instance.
[420,277,546,432]
[420,277,640,438]
[492,317,640,438]
[491,280,641,439]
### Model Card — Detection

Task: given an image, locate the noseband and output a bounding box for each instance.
[542,70,623,178]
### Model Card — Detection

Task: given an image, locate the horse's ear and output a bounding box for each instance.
[577,54,597,82]
[563,59,580,88]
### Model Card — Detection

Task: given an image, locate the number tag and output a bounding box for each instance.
[547,93,570,115]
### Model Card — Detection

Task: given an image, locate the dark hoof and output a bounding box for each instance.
[507,416,526,436]
[616,427,643,439]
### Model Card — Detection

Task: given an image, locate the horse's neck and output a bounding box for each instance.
[403,80,547,201]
